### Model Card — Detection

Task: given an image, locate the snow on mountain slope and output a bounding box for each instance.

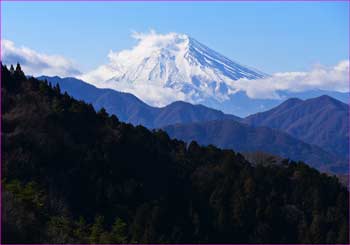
[81,31,267,107]
[80,31,348,116]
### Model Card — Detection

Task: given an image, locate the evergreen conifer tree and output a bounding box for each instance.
[10,64,15,74]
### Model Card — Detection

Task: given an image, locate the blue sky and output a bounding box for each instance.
[2,1,349,73]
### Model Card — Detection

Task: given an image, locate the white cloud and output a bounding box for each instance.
[233,60,349,99]
[1,39,81,77]
[81,31,349,104]
[79,30,188,86]
[3,35,347,105]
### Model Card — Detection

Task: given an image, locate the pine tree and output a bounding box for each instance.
[73,217,88,243]
[54,83,61,94]
[110,217,128,243]
[89,215,105,243]
[46,216,73,243]
[10,64,15,74]
[97,108,109,120]
[15,63,25,78]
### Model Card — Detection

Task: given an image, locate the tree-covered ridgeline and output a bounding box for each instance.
[1,64,349,243]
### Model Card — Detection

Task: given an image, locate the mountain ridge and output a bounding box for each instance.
[243,95,349,159]
[163,119,347,174]
[38,76,240,128]
[38,75,348,173]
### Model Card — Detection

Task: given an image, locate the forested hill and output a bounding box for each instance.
[2,64,349,244]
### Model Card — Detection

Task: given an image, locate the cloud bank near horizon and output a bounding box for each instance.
[233,60,349,99]
[2,35,348,104]
[1,39,81,77]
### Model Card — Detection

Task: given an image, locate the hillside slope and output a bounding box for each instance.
[2,65,349,243]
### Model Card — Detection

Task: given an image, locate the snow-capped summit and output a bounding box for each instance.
[81,31,267,107]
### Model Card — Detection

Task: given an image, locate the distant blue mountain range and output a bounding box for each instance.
[164,120,346,174]
[203,89,348,117]
[38,75,349,174]
[243,95,349,160]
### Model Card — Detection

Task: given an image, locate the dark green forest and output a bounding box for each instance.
[1,64,349,243]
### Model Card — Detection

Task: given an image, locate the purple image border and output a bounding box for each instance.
[1,0,350,1]
[0,0,349,245]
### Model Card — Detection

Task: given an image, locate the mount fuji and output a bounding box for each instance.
[81,32,268,113]
[81,32,348,116]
